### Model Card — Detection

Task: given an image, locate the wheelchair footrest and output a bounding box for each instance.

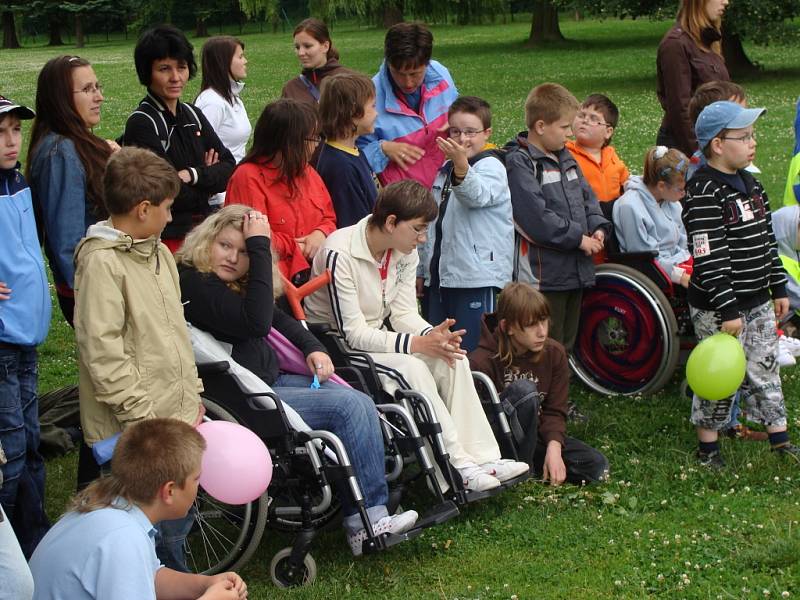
[452,484,504,505]
[362,529,423,556]
[499,470,531,489]
[413,501,459,530]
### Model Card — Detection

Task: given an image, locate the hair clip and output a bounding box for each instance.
[653,146,669,159]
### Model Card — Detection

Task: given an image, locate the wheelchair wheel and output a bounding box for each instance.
[270,546,317,588]
[184,396,269,575]
[571,263,680,396]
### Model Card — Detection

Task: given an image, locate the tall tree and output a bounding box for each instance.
[527,0,564,45]
[2,2,20,49]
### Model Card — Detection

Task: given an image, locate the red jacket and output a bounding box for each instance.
[225,161,337,278]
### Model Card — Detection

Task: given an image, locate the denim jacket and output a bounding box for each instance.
[28,133,98,289]
[419,153,514,290]
[0,165,51,346]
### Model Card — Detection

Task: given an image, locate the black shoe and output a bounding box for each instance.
[771,443,800,464]
[567,401,588,424]
[696,449,725,468]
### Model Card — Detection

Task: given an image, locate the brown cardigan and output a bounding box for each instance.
[656,24,730,156]
[281,59,352,105]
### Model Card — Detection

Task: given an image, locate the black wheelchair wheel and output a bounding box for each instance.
[184,395,269,575]
[571,263,680,396]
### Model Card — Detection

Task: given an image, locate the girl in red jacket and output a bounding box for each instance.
[225,99,336,284]
[469,282,608,485]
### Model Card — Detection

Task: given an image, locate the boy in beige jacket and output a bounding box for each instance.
[73,147,203,571]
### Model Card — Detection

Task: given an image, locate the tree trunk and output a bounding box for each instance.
[527,0,564,46]
[48,15,63,46]
[75,13,84,48]
[721,28,758,77]
[2,9,20,49]
[195,16,208,38]
[381,1,403,28]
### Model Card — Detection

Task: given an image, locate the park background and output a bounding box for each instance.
[2,5,800,599]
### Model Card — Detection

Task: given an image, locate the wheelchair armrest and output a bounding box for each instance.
[308,322,333,336]
[196,361,230,376]
[606,250,658,263]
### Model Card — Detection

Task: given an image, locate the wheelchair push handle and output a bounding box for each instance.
[281,270,331,323]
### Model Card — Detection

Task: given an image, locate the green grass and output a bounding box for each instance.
[4,16,800,600]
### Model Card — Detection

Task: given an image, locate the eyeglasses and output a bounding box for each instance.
[305,135,323,143]
[405,221,428,237]
[448,127,486,138]
[73,83,103,96]
[720,132,756,144]
[575,112,609,127]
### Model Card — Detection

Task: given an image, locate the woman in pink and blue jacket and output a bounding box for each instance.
[357,22,458,189]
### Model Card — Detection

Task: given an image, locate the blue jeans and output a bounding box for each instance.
[155,506,197,572]
[0,347,48,558]
[273,374,389,532]
[424,286,499,353]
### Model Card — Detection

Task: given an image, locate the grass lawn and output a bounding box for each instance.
[3,15,800,600]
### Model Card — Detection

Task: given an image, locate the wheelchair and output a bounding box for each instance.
[568,232,695,396]
[184,287,460,587]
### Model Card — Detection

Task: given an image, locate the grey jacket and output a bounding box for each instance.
[506,134,610,291]
[613,176,691,283]
[419,153,514,290]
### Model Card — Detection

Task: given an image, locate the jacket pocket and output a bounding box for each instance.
[689,56,723,83]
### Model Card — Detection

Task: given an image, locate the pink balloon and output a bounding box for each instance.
[197,421,272,505]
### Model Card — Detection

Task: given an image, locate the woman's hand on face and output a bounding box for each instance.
[105,139,121,154]
[295,230,326,260]
[243,211,270,239]
[382,140,425,171]
[306,351,334,382]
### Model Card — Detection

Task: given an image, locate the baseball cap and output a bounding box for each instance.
[0,95,35,120]
[695,100,765,150]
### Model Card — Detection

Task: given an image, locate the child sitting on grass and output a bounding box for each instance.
[316,71,380,228]
[686,101,798,467]
[29,418,247,600]
[566,93,629,219]
[469,283,608,485]
[419,95,514,352]
[73,146,204,569]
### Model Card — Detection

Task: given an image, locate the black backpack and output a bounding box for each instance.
[481,378,541,465]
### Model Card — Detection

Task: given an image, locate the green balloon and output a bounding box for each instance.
[685,333,747,401]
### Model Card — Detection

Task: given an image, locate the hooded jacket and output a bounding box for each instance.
[0,164,51,346]
[73,221,202,445]
[281,58,352,105]
[506,133,610,291]
[357,60,458,188]
[772,205,800,313]
[468,313,567,446]
[613,175,691,283]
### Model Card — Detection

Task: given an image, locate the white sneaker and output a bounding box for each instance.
[479,459,530,483]
[456,462,501,492]
[347,510,419,557]
[779,334,800,357]
[778,348,796,368]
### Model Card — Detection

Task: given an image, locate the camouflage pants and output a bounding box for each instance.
[689,301,787,430]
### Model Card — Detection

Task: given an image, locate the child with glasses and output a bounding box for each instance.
[566,94,630,219]
[686,100,800,468]
[418,96,514,352]
[612,146,693,287]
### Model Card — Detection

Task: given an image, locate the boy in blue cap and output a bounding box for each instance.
[685,100,798,467]
[0,95,52,558]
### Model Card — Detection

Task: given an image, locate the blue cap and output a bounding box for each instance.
[695,101,765,150]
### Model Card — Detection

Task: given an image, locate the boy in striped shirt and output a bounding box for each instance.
[685,101,799,467]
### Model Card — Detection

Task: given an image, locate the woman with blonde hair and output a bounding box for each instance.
[656,0,731,156]
[176,204,418,556]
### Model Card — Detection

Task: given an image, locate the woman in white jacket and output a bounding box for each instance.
[196,36,252,205]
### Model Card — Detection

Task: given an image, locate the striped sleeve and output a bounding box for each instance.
[684,180,738,320]
[323,248,415,354]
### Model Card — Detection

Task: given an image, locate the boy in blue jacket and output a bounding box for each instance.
[0,95,52,558]
[419,96,514,352]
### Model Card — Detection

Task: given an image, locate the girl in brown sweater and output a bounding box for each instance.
[469,283,608,485]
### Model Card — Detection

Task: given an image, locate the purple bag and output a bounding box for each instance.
[266,329,351,388]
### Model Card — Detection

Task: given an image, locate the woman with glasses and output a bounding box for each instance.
[656,0,731,156]
[27,56,118,325]
[122,25,235,253]
[225,99,336,284]
[305,180,529,493]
